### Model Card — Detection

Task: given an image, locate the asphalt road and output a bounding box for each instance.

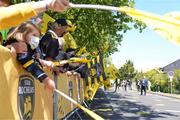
[68,87,180,120]
[103,87,180,120]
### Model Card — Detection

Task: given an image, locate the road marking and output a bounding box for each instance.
[131,96,139,99]
[168,99,180,102]
[154,99,161,102]
[155,104,164,106]
[129,99,137,102]
[165,110,180,113]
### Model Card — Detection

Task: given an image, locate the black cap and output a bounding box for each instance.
[55,18,67,26]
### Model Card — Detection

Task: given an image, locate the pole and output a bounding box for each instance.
[54,89,104,120]
[170,77,173,94]
[170,81,172,94]
[53,74,58,120]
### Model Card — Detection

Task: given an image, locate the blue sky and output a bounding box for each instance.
[111,0,180,72]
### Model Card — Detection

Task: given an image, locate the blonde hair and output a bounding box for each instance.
[7,22,40,42]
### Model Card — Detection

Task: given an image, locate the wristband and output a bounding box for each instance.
[45,2,49,11]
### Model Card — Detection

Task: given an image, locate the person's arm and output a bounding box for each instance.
[17,52,55,91]
[0,0,69,30]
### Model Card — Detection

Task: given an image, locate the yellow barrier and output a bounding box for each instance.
[57,73,85,119]
[0,46,53,119]
[0,46,85,119]
[0,45,101,119]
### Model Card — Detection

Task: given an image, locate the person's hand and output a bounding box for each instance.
[66,71,73,76]
[59,60,68,65]
[48,0,70,12]
[39,59,54,68]
[43,77,56,91]
[12,42,27,53]
[10,46,17,57]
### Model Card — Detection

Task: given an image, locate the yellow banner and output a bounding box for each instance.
[119,7,180,45]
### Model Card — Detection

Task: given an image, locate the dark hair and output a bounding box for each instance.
[47,18,67,31]
[39,33,60,59]
[66,48,76,53]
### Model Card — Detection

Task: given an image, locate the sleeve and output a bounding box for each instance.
[0,2,37,30]
[17,52,48,82]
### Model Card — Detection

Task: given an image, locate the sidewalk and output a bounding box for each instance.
[132,86,180,100]
[148,91,180,100]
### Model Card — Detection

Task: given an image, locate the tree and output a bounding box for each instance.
[48,0,146,56]
[119,60,136,81]
[104,64,119,80]
[173,70,180,93]
[145,69,169,93]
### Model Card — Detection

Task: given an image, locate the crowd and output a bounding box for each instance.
[0,0,90,91]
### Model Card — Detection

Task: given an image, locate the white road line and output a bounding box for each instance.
[131,97,139,99]
[155,104,165,106]
[168,99,180,102]
[129,100,137,102]
[165,110,180,113]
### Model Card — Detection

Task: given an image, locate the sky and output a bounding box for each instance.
[111,0,180,72]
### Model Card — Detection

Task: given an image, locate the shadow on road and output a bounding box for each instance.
[68,88,178,120]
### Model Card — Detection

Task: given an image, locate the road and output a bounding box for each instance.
[102,87,180,120]
[68,87,180,120]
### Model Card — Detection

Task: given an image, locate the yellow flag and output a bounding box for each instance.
[154,12,180,45]
[119,7,180,45]
[69,57,90,63]
[63,32,77,50]
[40,13,55,34]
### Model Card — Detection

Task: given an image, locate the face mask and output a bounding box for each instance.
[29,36,40,50]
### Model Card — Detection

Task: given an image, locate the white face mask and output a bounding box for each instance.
[29,36,40,50]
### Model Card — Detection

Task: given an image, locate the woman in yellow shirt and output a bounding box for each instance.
[0,0,69,30]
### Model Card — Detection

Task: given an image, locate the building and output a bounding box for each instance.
[161,59,180,72]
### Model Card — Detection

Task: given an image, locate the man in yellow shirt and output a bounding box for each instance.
[0,0,69,30]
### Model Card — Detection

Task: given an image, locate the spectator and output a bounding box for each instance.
[155,82,159,92]
[5,22,55,91]
[0,0,69,30]
[114,78,120,92]
[140,76,148,95]
[148,80,152,91]
[136,80,140,91]
[39,18,75,60]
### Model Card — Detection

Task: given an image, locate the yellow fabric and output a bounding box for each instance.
[0,46,53,119]
[0,2,37,30]
[119,7,180,45]
[69,57,90,63]
[154,12,180,45]
[40,13,55,34]
[63,32,77,50]
[22,60,34,68]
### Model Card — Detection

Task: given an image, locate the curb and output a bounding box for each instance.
[132,88,180,100]
[148,91,180,100]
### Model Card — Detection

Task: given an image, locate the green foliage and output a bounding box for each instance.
[12,0,146,57]
[104,64,119,80]
[118,60,136,81]
[144,69,180,93]
[173,69,180,93]
[134,71,144,82]
[47,0,146,56]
